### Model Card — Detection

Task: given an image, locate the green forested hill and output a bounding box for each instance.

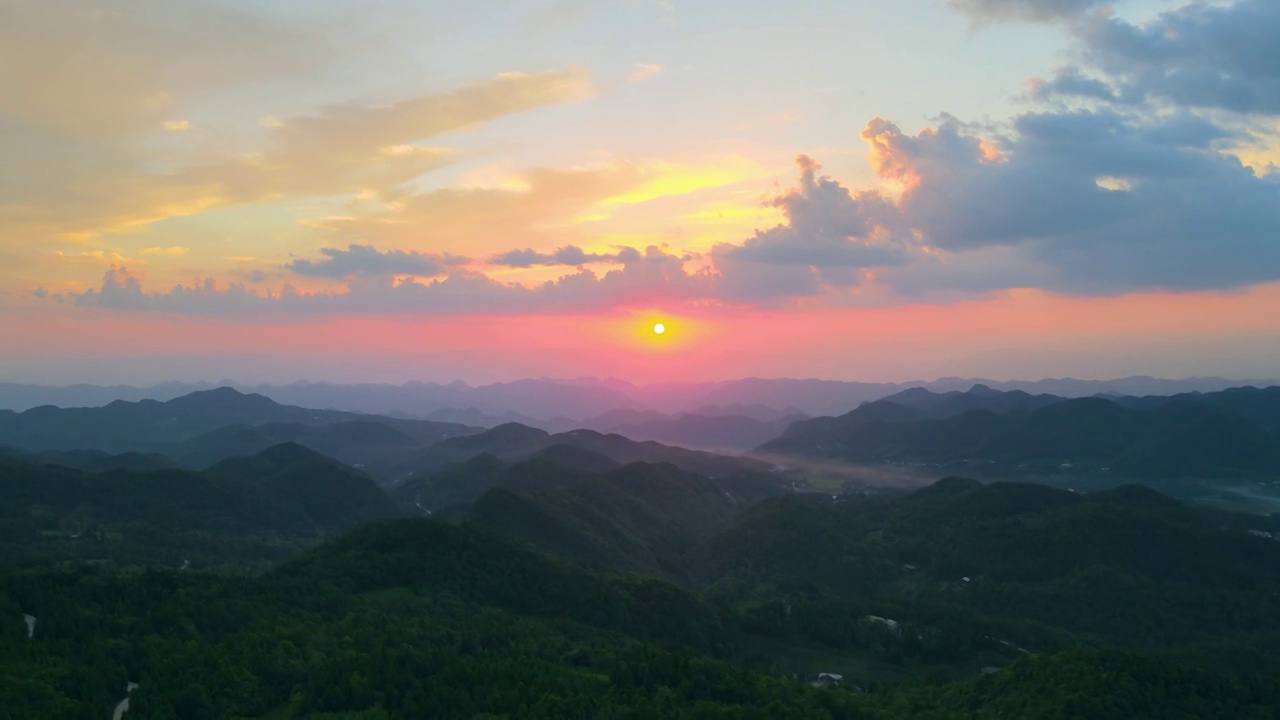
[761,385,1280,479]
[875,649,1280,720]
[0,445,402,569]
[465,461,786,578]
[5,424,1280,718]
[392,440,777,514]
[0,446,176,473]
[390,452,598,512]
[402,423,772,480]
[4,516,1279,719]
[688,478,1280,661]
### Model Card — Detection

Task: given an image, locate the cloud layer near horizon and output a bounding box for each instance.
[63,112,1280,315]
[13,0,1280,321]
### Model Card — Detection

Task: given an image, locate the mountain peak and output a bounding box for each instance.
[256,441,331,465]
[915,476,983,497]
[166,387,279,412]
[189,386,245,398]
[441,422,550,456]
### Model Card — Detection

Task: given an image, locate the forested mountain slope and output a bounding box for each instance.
[761,385,1280,479]
[464,460,786,578]
[689,478,1280,657]
[0,444,401,568]
[5,512,1279,718]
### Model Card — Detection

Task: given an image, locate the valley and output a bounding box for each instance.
[3,383,1280,717]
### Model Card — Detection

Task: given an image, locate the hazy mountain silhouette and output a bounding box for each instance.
[761,385,1280,479]
[0,445,177,473]
[394,422,772,486]
[4,375,1273,417]
[594,412,804,451]
[0,387,475,455]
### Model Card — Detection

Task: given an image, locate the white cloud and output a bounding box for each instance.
[629,63,664,83]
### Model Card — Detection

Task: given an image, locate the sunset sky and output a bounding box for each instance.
[3,0,1279,385]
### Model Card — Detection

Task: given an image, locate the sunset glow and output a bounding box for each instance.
[0,0,1276,386]
[7,4,1280,714]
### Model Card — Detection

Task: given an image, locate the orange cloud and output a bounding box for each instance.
[313,155,762,258]
[598,157,763,206]
[139,246,191,257]
[2,68,592,253]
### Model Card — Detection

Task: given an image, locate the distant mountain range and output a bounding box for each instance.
[7,382,1280,485]
[760,384,1280,480]
[0,387,771,485]
[2,375,1273,419]
[0,386,475,452]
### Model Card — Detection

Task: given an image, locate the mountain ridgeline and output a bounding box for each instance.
[7,383,1280,484]
[4,374,1271,416]
[759,384,1280,479]
[0,387,476,480]
[0,388,768,485]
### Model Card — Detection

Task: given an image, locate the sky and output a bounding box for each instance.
[2,0,1279,385]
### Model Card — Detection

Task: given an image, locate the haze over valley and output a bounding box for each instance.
[6,376,1280,717]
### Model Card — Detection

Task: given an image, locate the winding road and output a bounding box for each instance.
[20,611,138,718]
[111,682,139,720]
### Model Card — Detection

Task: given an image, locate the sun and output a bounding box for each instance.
[618,312,693,350]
